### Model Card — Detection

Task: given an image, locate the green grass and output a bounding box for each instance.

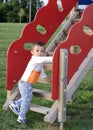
[0,23,93,130]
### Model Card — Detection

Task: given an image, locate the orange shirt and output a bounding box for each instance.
[21,56,52,84]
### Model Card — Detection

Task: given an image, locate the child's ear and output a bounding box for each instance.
[31,50,33,54]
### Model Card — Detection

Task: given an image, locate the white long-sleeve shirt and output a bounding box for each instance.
[21,56,52,84]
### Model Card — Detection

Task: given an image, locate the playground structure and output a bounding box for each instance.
[3,0,93,129]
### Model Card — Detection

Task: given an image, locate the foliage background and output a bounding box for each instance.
[0,0,43,23]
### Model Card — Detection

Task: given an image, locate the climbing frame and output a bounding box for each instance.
[3,0,93,128]
[5,0,77,93]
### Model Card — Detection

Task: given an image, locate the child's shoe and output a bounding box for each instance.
[9,102,19,115]
[17,116,26,124]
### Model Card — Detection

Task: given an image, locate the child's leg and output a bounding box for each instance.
[18,81,33,119]
[9,82,22,115]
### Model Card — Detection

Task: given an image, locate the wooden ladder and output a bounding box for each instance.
[46,8,83,53]
[46,7,92,54]
[3,47,69,126]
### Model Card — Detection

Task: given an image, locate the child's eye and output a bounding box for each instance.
[36,50,39,52]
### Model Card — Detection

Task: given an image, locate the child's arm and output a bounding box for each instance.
[32,56,53,64]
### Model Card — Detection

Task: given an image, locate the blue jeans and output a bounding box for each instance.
[14,80,33,119]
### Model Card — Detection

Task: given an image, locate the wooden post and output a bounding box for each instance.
[58,49,68,130]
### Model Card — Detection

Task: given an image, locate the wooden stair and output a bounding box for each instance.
[3,7,93,126]
[46,9,83,53]
[3,9,84,124]
[29,104,50,115]
[37,76,51,84]
[29,71,55,122]
[33,88,51,100]
[3,60,57,124]
[46,8,92,53]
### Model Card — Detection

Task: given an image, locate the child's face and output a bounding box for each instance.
[31,45,45,56]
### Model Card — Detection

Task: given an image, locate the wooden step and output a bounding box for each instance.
[63,28,92,36]
[46,52,53,56]
[71,18,80,23]
[46,10,81,53]
[44,64,52,70]
[55,40,62,45]
[33,88,52,100]
[63,29,69,35]
[37,76,51,84]
[75,8,83,13]
[29,103,50,114]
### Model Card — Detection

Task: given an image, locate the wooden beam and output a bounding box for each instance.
[3,87,20,110]
[67,48,93,102]
[46,52,53,56]
[33,88,52,100]
[44,100,58,124]
[37,76,51,84]
[29,104,50,115]
[58,49,68,125]
[44,64,52,70]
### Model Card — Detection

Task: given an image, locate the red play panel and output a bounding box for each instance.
[52,4,93,100]
[6,0,77,90]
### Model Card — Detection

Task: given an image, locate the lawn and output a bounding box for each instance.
[0,23,93,130]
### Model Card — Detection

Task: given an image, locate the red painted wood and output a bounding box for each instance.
[6,0,77,90]
[52,4,93,100]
